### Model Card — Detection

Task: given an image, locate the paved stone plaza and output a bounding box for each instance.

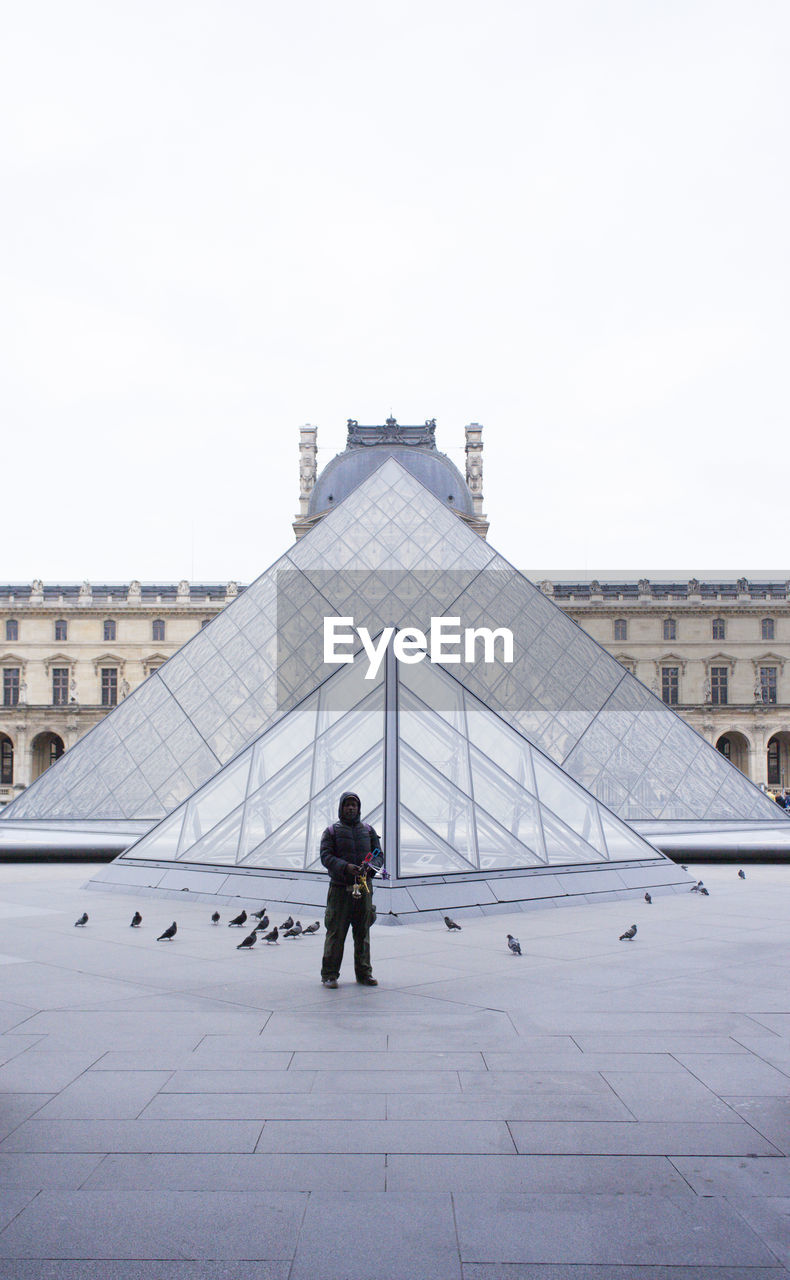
[0,861,788,1278]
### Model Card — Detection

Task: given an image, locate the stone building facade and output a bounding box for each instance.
[3,574,789,802]
[0,581,239,801]
[548,577,790,794]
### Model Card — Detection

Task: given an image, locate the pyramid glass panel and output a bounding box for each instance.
[399,746,478,871]
[399,690,471,793]
[312,688,384,795]
[240,807,310,871]
[541,807,608,865]
[465,700,535,792]
[239,746,315,858]
[475,807,546,871]
[399,809,478,875]
[125,807,184,863]
[532,756,605,852]
[247,695,318,793]
[469,748,545,856]
[179,755,250,853]
[178,805,244,865]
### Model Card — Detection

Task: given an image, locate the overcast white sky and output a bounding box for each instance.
[2,1,787,585]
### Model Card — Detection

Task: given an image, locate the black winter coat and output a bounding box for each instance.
[320,791,382,887]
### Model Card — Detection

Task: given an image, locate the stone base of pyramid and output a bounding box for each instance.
[86,857,693,923]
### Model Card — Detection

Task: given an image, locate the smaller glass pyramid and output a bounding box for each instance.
[120,637,663,878]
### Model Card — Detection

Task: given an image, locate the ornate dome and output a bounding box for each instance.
[308,419,474,518]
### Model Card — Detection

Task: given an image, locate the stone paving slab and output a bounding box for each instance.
[255,1119,517,1154]
[725,1098,790,1155]
[0,1119,264,1153]
[0,1095,53,1140]
[0,1050,103,1092]
[161,1069,315,1093]
[452,1191,779,1266]
[384,1153,689,1193]
[34,1070,172,1119]
[0,1189,307,1259]
[141,1091,387,1121]
[676,1052,790,1094]
[727,1196,790,1269]
[0,1152,104,1188]
[599,1069,734,1120]
[670,1155,790,1197]
[460,1267,790,1279]
[78,1152,387,1191]
[385,1091,634,1122]
[508,1120,782,1155]
[0,1259,292,1279]
[290,1191,461,1280]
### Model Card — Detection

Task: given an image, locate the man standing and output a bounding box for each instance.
[320,791,380,988]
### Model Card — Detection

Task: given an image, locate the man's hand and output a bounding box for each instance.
[346,863,360,882]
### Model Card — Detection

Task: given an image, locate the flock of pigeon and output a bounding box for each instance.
[74,869,748,957]
[73,904,322,949]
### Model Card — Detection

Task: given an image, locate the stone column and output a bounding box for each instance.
[297,425,318,518]
[464,424,484,517]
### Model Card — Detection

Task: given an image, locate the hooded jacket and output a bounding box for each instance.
[319,791,382,886]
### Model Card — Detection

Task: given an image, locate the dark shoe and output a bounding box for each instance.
[356,975,378,986]
[322,977,338,988]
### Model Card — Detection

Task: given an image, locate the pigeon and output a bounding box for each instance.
[690,881,704,893]
[254,915,270,932]
[211,911,220,924]
[444,916,462,930]
[263,927,279,943]
[644,893,652,904]
[157,922,177,941]
[228,910,248,927]
[74,912,88,927]
[280,916,294,931]
[738,869,746,879]
[284,922,303,938]
[619,924,637,941]
[302,921,320,934]
[699,886,710,896]
[507,934,521,955]
[251,907,268,920]
[237,931,257,950]
[130,911,142,927]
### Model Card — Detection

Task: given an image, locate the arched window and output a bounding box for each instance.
[54,619,68,642]
[5,619,18,642]
[103,619,117,642]
[31,731,64,780]
[712,618,725,640]
[152,618,165,642]
[761,617,775,641]
[663,618,676,641]
[613,618,627,642]
[0,734,13,784]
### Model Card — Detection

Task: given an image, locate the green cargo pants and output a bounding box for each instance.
[321,882,374,982]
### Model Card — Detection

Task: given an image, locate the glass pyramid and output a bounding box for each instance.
[2,457,780,828]
[120,639,663,876]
